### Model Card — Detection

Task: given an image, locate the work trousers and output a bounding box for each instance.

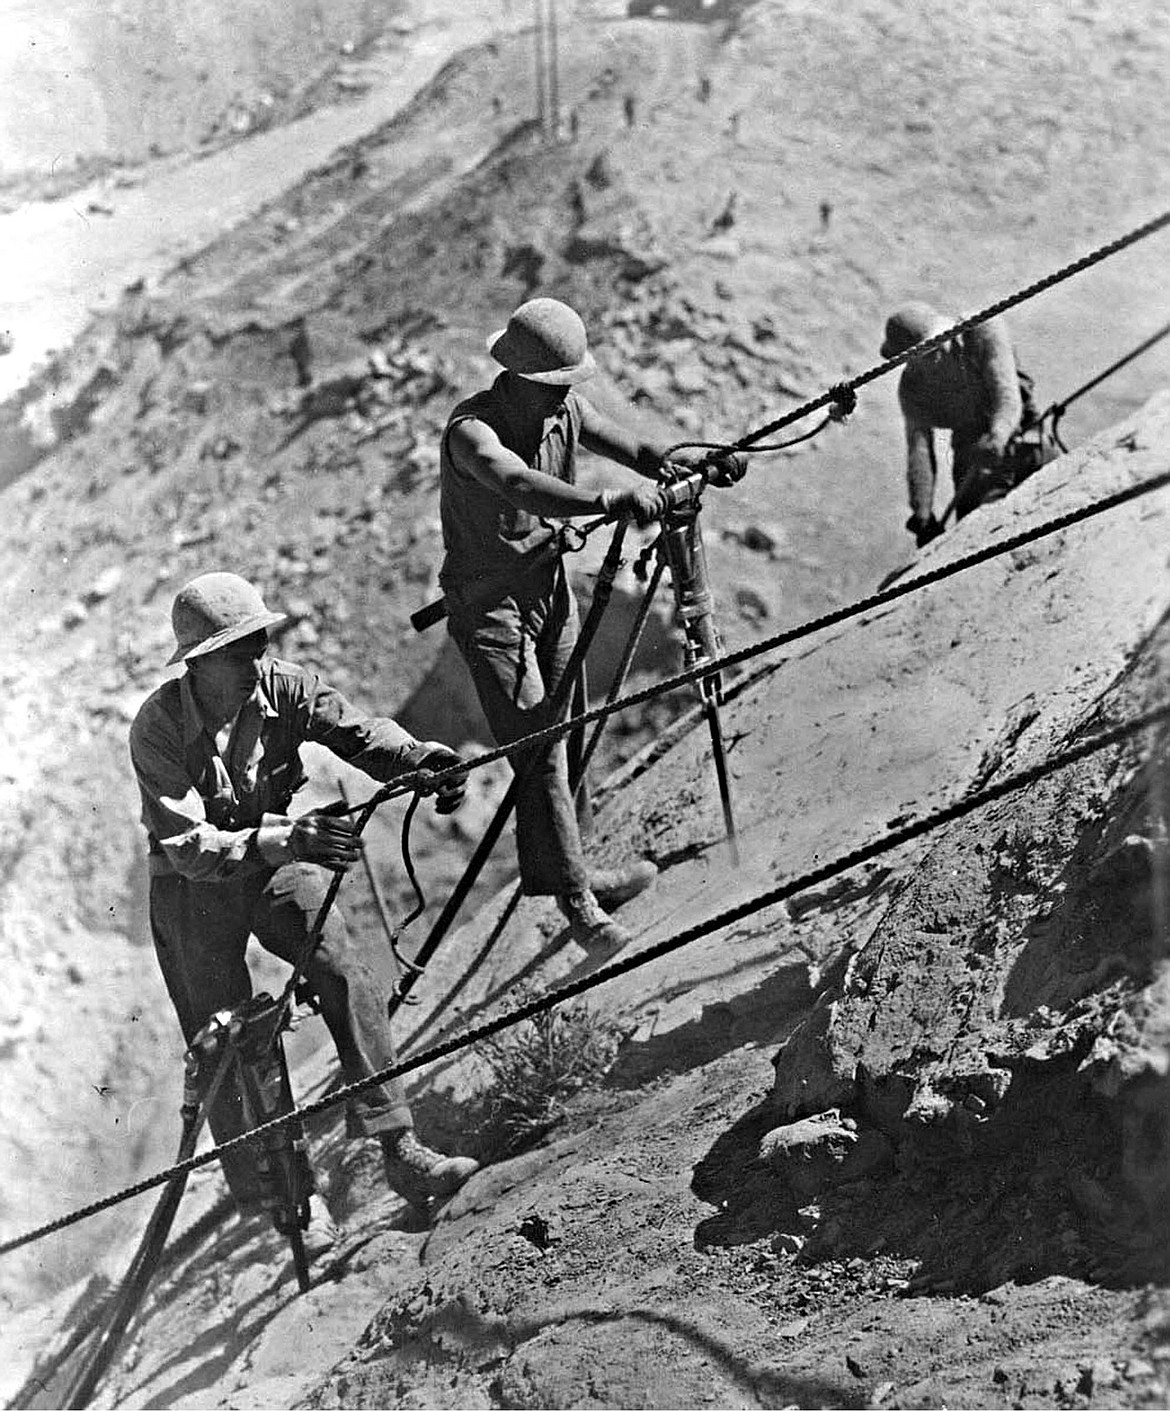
[150,862,412,1204]
[447,570,592,897]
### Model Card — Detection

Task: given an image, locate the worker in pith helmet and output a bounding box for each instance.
[437,296,746,959]
[130,571,479,1222]
[881,302,1056,547]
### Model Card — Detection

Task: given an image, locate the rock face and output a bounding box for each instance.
[4,2,1170,1406]
[17,381,1170,1411]
[764,404,1170,1285]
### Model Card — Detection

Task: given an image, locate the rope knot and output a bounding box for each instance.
[827,383,857,422]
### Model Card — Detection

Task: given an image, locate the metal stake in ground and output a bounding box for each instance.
[387,518,632,1020]
[56,1041,235,1408]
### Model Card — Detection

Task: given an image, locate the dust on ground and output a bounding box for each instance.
[1,1,1170,1407]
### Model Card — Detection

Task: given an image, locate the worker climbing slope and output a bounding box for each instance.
[128,571,480,1221]
[881,301,1058,546]
[437,296,744,958]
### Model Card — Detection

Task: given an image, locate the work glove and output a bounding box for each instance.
[289,810,363,871]
[906,512,945,549]
[700,449,748,487]
[603,483,672,528]
[415,741,468,815]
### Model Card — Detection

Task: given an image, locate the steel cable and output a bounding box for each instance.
[366,212,1170,804]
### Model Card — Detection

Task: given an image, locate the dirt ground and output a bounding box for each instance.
[1,1,1169,1407]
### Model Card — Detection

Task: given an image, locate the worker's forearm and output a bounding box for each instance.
[985,368,1023,444]
[454,430,608,516]
[497,465,608,517]
[905,438,936,522]
[580,410,668,478]
[987,404,1021,447]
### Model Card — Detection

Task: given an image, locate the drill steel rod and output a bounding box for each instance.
[658,494,740,863]
[388,523,629,1020]
[574,555,665,799]
[703,693,740,869]
[60,1044,233,1409]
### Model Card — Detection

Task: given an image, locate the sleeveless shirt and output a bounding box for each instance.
[438,377,585,594]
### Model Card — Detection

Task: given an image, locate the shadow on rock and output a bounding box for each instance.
[690,1092,802,1248]
[308,1295,865,1411]
[608,959,813,1091]
[696,1047,1170,1299]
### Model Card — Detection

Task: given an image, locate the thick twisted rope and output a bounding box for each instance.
[3,699,1165,1258]
[5,217,1168,1259]
[729,208,1170,450]
[356,466,1170,812]
[371,212,1170,807]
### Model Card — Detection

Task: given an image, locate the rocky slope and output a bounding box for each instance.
[15,385,1169,1411]
[1,0,1170,1406]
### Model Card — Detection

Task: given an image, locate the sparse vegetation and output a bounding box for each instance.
[5,3,1170,1405]
[469,986,627,1161]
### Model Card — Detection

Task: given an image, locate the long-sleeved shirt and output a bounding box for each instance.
[130,657,428,882]
[897,316,1023,520]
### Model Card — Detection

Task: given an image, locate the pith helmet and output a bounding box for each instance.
[880,302,951,359]
[168,572,286,665]
[486,297,597,384]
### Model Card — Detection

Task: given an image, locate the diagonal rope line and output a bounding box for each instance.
[4,699,1166,1257]
[731,208,1170,449]
[348,210,1170,812]
[1051,316,1170,416]
[359,467,1170,811]
[6,218,1165,1261]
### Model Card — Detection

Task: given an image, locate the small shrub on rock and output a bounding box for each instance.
[471,988,624,1162]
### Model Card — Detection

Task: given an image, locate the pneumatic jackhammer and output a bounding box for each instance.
[653,474,740,866]
[56,997,315,1409]
[186,996,318,1291]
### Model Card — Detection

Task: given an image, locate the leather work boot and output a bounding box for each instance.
[588,859,658,911]
[380,1130,479,1216]
[557,888,632,955]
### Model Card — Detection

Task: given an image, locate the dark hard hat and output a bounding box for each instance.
[487,297,597,384]
[168,572,286,665]
[881,302,950,360]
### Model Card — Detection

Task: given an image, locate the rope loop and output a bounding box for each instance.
[558,521,590,554]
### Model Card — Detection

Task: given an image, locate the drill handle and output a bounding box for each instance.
[658,468,706,513]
